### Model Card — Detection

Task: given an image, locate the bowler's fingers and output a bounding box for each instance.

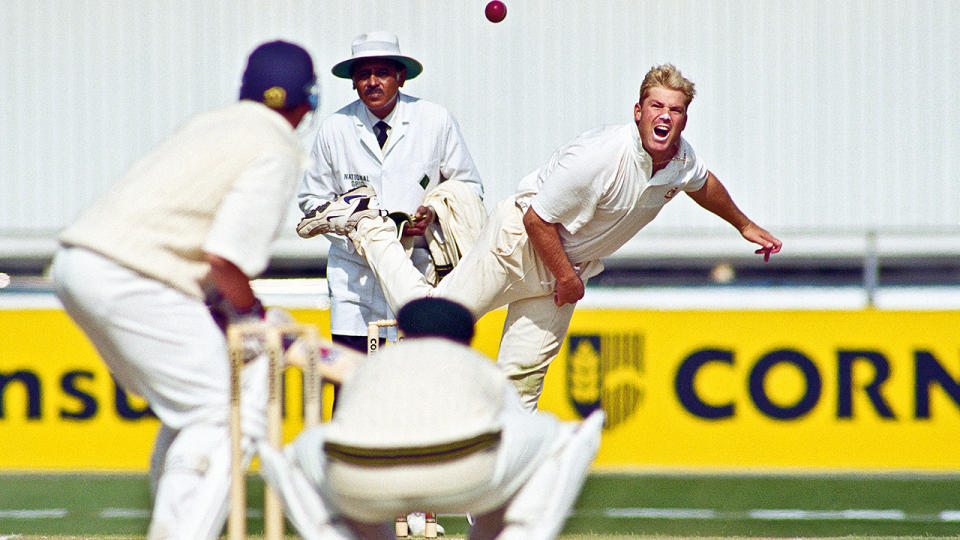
[754,241,782,262]
[742,224,782,263]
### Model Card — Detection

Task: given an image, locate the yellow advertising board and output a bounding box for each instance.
[2,308,959,472]
[537,309,960,472]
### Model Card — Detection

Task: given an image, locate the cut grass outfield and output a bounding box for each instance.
[3,535,960,540]
[1,472,960,538]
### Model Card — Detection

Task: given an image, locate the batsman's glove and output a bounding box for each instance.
[205,291,266,332]
[208,294,299,364]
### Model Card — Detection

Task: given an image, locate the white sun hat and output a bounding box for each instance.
[331,31,423,80]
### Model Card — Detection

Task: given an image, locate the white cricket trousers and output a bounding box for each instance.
[52,247,267,540]
[353,196,603,409]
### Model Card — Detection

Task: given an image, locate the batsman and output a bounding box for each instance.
[52,41,318,539]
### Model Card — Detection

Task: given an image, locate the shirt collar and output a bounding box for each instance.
[361,94,401,128]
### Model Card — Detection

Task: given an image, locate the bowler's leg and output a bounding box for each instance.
[352,200,523,319]
[432,198,541,316]
[351,217,435,311]
[497,294,577,410]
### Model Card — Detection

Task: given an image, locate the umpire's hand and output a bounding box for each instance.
[401,205,435,236]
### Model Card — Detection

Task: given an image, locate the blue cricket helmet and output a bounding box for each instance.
[397,297,475,345]
[240,40,318,110]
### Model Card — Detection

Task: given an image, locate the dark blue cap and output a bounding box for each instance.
[240,40,318,110]
[397,297,475,345]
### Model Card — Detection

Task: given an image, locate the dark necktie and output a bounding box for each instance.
[374,121,389,148]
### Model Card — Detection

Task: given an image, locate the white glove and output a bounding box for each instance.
[284,334,363,384]
[234,307,296,363]
[265,307,294,325]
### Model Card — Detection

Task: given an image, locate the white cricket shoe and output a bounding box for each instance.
[406,511,445,536]
[297,186,385,238]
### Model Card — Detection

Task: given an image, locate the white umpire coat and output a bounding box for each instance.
[298,93,483,337]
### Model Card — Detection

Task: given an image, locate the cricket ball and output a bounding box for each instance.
[485,0,507,23]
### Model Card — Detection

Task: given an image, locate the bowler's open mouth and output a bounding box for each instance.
[653,125,670,140]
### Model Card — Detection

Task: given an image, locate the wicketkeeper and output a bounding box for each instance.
[257,297,604,540]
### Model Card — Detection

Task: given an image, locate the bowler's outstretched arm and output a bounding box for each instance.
[687,171,782,260]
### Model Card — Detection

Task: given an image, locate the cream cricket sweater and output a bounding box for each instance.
[59,102,309,299]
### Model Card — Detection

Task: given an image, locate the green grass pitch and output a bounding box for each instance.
[1,472,959,538]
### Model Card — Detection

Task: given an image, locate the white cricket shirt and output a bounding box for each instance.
[516,123,708,264]
[298,93,484,336]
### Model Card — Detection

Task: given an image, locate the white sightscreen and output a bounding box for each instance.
[2,0,958,261]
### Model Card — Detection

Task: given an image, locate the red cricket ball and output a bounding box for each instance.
[485,0,507,23]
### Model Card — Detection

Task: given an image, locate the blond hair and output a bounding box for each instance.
[639,64,696,108]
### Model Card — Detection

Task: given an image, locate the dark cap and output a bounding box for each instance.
[396,297,475,345]
[240,40,318,110]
